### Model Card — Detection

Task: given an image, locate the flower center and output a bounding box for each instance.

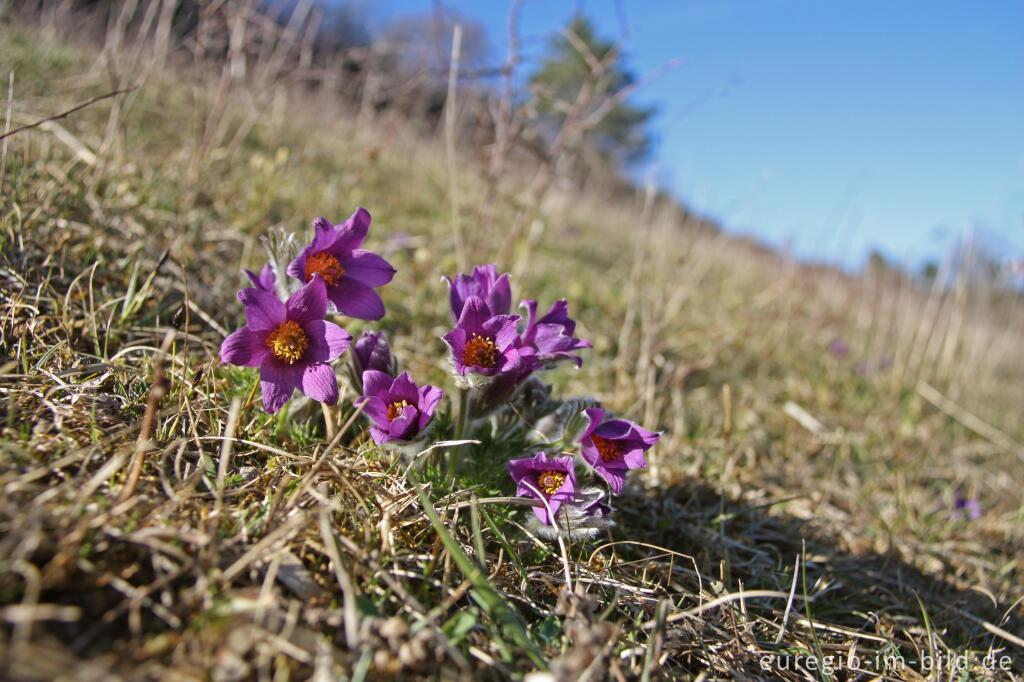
[266,320,308,364]
[304,252,345,286]
[537,470,566,496]
[462,333,499,368]
[591,434,624,462]
[387,400,410,421]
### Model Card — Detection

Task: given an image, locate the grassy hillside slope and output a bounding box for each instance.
[1,15,1022,681]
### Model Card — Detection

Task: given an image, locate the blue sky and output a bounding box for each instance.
[360,1,1024,270]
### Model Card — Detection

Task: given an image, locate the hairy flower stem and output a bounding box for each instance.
[321,402,336,442]
[447,388,471,483]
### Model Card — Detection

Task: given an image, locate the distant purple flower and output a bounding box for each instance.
[579,408,659,494]
[442,296,522,376]
[382,231,417,257]
[357,370,444,445]
[952,488,982,521]
[508,452,577,526]
[519,299,592,368]
[353,331,395,376]
[829,338,849,357]
[221,277,351,414]
[287,207,396,321]
[444,264,512,320]
[244,263,277,296]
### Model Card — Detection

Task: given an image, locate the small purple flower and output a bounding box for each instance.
[442,296,522,376]
[829,338,849,357]
[519,299,592,368]
[244,263,277,296]
[508,452,577,526]
[357,370,444,445]
[952,488,982,521]
[353,331,396,376]
[221,277,352,414]
[579,408,659,494]
[444,264,512,320]
[287,208,396,321]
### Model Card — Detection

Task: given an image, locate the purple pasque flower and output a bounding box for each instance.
[578,408,659,494]
[357,370,444,445]
[464,301,589,415]
[244,263,277,296]
[221,276,352,414]
[519,299,592,368]
[353,331,396,376]
[442,296,522,377]
[508,452,577,526]
[346,332,397,394]
[286,207,396,321]
[444,264,512,320]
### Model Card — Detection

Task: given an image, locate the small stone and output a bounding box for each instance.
[379,616,408,642]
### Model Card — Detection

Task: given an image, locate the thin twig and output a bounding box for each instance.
[116,330,173,504]
[918,381,1024,463]
[0,86,139,142]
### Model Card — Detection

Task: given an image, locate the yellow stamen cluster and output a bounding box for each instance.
[538,470,566,496]
[591,434,624,462]
[462,333,499,368]
[387,400,410,421]
[304,251,345,286]
[266,320,308,364]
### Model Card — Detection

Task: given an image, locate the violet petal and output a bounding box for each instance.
[221,327,270,367]
[239,287,286,331]
[327,279,386,321]
[301,364,339,405]
[286,276,328,326]
[342,250,396,287]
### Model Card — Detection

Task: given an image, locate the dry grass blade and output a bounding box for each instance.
[317,483,360,651]
[1,71,12,193]
[917,381,1024,463]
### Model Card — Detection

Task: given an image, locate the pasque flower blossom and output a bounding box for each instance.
[579,408,659,494]
[442,265,591,416]
[243,263,277,296]
[519,298,592,368]
[287,207,396,320]
[507,452,577,526]
[442,296,522,377]
[357,370,444,445]
[220,276,351,414]
[445,264,512,319]
[345,331,396,394]
[352,331,396,376]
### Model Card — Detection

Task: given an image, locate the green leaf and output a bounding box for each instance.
[443,607,479,645]
[416,487,548,670]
